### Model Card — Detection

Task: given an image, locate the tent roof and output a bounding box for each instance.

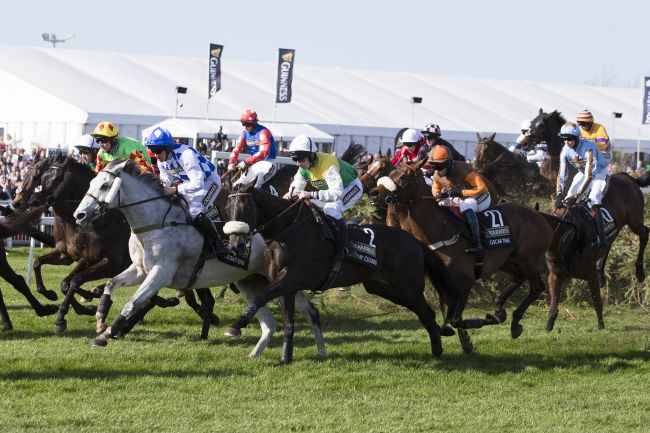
[0,44,648,146]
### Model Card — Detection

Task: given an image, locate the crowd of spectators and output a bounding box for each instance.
[0,135,50,202]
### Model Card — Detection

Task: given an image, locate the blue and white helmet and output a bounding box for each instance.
[146,127,175,147]
[558,122,580,139]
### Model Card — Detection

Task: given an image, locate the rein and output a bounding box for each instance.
[228,192,307,241]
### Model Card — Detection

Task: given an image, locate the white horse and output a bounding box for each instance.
[73,159,326,359]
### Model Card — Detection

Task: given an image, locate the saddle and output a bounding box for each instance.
[443,206,515,250]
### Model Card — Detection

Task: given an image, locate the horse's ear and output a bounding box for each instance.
[377,150,383,158]
[476,132,482,141]
[414,157,427,170]
[534,202,539,211]
[539,108,544,115]
[386,148,392,158]
[63,154,75,166]
[489,132,496,141]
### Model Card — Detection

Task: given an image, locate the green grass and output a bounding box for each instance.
[0,248,649,433]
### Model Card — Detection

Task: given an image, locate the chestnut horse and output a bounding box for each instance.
[224,184,461,363]
[369,160,553,339]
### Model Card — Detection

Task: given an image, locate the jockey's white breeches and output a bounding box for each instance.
[439,192,491,213]
[567,171,609,208]
[185,176,221,217]
[309,178,363,220]
[234,160,277,188]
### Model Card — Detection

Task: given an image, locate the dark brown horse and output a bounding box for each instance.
[0,207,59,331]
[538,172,648,331]
[224,184,460,363]
[521,109,569,182]
[474,132,554,198]
[369,160,553,339]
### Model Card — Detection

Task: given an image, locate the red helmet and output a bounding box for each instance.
[240,109,258,124]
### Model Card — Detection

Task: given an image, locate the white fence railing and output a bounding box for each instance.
[211,151,295,166]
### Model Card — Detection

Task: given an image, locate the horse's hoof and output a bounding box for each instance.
[597,322,605,330]
[484,313,500,325]
[458,330,473,354]
[40,289,58,301]
[2,322,13,332]
[511,323,523,339]
[635,268,645,283]
[91,338,108,347]
[53,320,67,334]
[37,304,59,317]
[224,327,242,338]
[440,325,456,337]
[495,309,507,323]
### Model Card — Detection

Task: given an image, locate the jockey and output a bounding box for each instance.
[508,119,531,154]
[429,145,491,254]
[145,127,229,257]
[91,121,153,174]
[391,128,423,167]
[227,108,277,188]
[284,135,363,253]
[576,109,611,159]
[75,134,100,172]
[556,122,609,246]
[419,123,465,163]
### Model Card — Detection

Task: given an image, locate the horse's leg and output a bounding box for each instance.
[630,224,649,283]
[278,293,296,365]
[295,292,327,359]
[596,247,611,288]
[363,279,443,358]
[587,275,605,330]
[60,258,89,295]
[546,270,563,332]
[0,288,11,331]
[195,288,218,340]
[95,263,147,336]
[0,249,58,317]
[183,290,202,317]
[33,249,73,301]
[493,278,524,324]
[510,274,545,339]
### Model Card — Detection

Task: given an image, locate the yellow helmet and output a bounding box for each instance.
[91,121,119,138]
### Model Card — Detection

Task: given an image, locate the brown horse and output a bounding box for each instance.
[223,184,461,363]
[369,160,553,339]
[521,109,569,182]
[538,173,648,331]
[0,207,59,331]
[474,132,554,198]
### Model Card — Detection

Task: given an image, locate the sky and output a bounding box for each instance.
[4,0,650,87]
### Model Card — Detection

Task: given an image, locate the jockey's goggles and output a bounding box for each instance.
[290,152,310,162]
[560,135,577,142]
[429,162,448,171]
[241,122,255,127]
[147,146,168,155]
[94,137,112,144]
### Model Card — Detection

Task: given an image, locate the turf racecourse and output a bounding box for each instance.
[0,248,649,433]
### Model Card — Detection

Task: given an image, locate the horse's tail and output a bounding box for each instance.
[0,205,55,247]
[420,244,458,312]
[623,171,650,188]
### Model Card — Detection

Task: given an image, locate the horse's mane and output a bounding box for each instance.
[548,110,567,125]
[107,159,162,192]
[340,142,368,166]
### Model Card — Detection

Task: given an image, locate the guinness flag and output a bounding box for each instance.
[208,44,223,99]
[275,48,295,103]
[643,76,650,124]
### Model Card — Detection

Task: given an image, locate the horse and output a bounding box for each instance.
[473,133,554,198]
[73,159,326,359]
[223,183,461,363]
[521,109,568,182]
[0,207,59,331]
[369,160,554,339]
[13,155,195,334]
[538,174,648,331]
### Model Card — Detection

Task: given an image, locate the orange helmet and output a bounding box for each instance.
[240,109,258,124]
[91,121,119,138]
[428,145,452,163]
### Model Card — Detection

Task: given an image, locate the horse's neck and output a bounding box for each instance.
[406,181,453,243]
[254,190,309,237]
[119,174,186,230]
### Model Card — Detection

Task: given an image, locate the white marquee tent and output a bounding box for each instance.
[1,44,649,158]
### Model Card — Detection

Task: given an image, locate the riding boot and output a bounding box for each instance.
[591,206,607,247]
[193,212,231,258]
[462,209,483,255]
[335,217,350,259]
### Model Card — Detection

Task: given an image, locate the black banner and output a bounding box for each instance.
[208,44,223,99]
[275,48,295,103]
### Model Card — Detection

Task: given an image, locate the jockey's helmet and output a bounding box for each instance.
[520,119,532,132]
[75,134,99,151]
[288,135,315,162]
[401,128,421,147]
[422,123,441,139]
[428,145,453,173]
[576,109,594,125]
[240,109,258,126]
[145,127,175,156]
[91,121,119,152]
[558,122,580,145]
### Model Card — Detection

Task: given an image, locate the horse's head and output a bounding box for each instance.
[369,159,426,209]
[223,182,257,257]
[74,161,126,227]
[13,157,51,210]
[360,152,395,192]
[524,109,565,153]
[473,132,498,169]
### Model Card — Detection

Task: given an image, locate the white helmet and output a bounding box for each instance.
[520,119,532,132]
[289,135,314,153]
[76,134,99,150]
[401,128,421,144]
